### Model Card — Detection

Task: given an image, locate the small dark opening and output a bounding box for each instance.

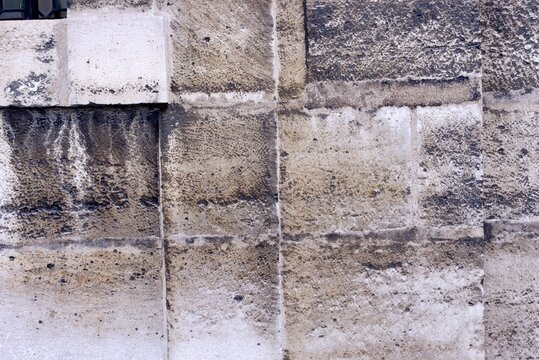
[0,0,67,20]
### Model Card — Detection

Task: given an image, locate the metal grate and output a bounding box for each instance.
[0,0,67,20]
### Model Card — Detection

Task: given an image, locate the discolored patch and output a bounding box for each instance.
[282,231,485,359]
[166,237,280,360]
[161,104,278,239]
[0,107,160,245]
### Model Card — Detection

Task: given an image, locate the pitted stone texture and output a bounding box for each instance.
[282,231,485,359]
[484,222,539,359]
[166,237,280,360]
[68,14,168,105]
[481,0,539,92]
[305,77,482,110]
[483,106,539,221]
[276,0,306,100]
[161,105,278,239]
[306,0,481,83]
[0,107,160,245]
[68,0,152,13]
[416,103,483,227]
[0,20,68,107]
[0,242,165,360]
[159,0,274,94]
[279,108,412,236]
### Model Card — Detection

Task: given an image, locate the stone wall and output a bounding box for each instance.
[0,0,537,359]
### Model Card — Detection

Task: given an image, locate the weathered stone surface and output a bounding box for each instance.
[276,0,306,100]
[0,241,165,360]
[158,0,274,94]
[484,221,539,359]
[0,107,160,245]
[483,105,539,221]
[68,0,152,13]
[161,104,278,239]
[481,0,539,92]
[279,107,412,236]
[0,20,68,107]
[305,77,481,110]
[416,103,483,227]
[68,14,168,105]
[166,237,280,360]
[306,0,481,82]
[282,230,484,359]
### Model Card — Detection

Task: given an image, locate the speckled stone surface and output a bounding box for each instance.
[282,230,485,360]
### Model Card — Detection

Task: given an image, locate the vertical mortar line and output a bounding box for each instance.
[270,0,286,357]
[157,111,169,360]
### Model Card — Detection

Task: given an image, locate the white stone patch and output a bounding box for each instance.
[68,13,168,105]
[0,114,18,243]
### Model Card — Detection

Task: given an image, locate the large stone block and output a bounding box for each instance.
[161,104,278,239]
[483,105,539,221]
[0,107,160,245]
[68,14,168,105]
[306,0,480,82]
[0,20,68,107]
[158,0,274,94]
[166,237,280,360]
[279,107,412,236]
[484,221,539,359]
[0,241,165,360]
[416,103,483,227]
[282,230,484,359]
[481,0,539,92]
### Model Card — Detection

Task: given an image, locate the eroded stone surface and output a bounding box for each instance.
[283,230,484,359]
[166,237,280,360]
[416,103,483,227]
[68,0,152,13]
[279,107,412,236]
[306,0,481,82]
[483,105,539,221]
[481,0,539,92]
[0,242,165,360]
[158,0,274,94]
[0,107,160,245]
[0,20,68,107]
[161,104,278,239]
[68,14,168,105]
[484,221,539,359]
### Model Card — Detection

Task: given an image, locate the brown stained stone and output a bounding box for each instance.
[306,0,481,83]
[282,231,485,359]
[483,106,539,221]
[161,105,278,239]
[481,0,539,92]
[276,0,306,100]
[0,107,160,245]
[279,108,412,236]
[166,237,280,360]
[484,221,539,359]
[416,103,483,227]
[0,242,165,360]
[158,0,274,95]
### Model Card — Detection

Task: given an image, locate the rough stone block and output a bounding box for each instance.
[68,0,152,13]
[481,0,539,92]
[416,103,483,227]
[0,20,68,107]
[0,107,160,245]
[161,105,278,239]
[306,0,480,82]
[484,221,539,359]
[166,237,280,360]
[68,14,168,105]
[483,106,539,221]
[158,0,274,94]
[0,241,165,360]
[282,230,484,359]
[276,0,306,100]
[279,107,412,236]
